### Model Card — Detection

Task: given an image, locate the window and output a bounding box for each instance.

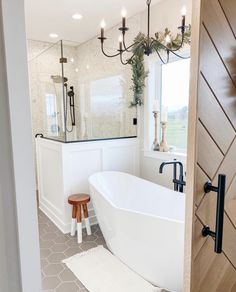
[160,58,190,153]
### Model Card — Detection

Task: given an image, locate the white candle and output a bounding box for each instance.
[162,106,168,122]
[153,100,160,112]
[181,6,187,16]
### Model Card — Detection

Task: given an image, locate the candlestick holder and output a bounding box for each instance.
[160,121,169,152]
[152,111,160,151]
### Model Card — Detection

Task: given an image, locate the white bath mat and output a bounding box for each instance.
[63,245,162,292]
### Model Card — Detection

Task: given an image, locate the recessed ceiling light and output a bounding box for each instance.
[72,13,83,20]
[49,33,59,38]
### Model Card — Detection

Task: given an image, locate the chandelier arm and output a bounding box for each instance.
[120,53,129,65]
[120,51,136,65]
[154,47,169,65]
[101,43,121,58]
[151,38,170,52]
[122,37,143,52]
[151,32,185,53]
[168,33,185,52]
[122,34,135,52]
[169,50,190,59]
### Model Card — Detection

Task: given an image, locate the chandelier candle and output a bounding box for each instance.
[119,36,123,51]
[181,6,187,32]
[121,9,127,29]
[99,20,106,42]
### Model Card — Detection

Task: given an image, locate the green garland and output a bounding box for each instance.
[129,26,191,106]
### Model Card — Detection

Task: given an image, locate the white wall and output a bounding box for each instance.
[0,0,41,291]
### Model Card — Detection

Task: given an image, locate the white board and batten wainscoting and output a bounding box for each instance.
[36,137,139,234]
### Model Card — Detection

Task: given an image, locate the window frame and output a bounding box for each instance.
[143,49,190,159]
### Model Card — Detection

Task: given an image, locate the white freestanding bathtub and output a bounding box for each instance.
[89,171,185,292]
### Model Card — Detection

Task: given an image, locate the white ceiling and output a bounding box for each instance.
[24,0,161,44]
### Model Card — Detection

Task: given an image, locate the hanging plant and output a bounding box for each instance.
[129,26,191,107]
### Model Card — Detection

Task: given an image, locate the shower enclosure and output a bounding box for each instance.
[28,40,137,143]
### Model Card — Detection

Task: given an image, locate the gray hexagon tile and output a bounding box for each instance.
[43,264,64,276]
[38,210,106,291]
[47,252,66,264]
[42,276,60,290]
[64,246,83,257]
[51,243,68,253]
[59,268,77,282]
[55,282,78,292]
[40,248,52,259]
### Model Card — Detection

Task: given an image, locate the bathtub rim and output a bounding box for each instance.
[89,171,185,225]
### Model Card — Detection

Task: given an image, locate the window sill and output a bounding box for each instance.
[143,150,187,163]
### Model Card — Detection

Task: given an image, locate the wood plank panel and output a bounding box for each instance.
[202,0,236,82]
[186,0,236,290]
[195,165,208,207]
[200,26,236,130]
[193,237,236,292]
[212,137,236,190]
[219,0,236,37]
[226,199,236,229]
[198,75,235,154]
[193,218,207,260]
[230,280,236,292]
[226,175,236,201]
[197,121,224,179]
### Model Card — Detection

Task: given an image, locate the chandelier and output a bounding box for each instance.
[98,0,189,65]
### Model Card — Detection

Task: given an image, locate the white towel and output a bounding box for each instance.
[63,246,163,292]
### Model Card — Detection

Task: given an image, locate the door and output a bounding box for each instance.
[185,0,236,291]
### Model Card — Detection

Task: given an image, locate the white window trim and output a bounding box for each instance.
[143,149,187,163]
[143,48,190,159]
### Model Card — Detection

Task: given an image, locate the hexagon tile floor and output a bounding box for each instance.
[38,210,107,292]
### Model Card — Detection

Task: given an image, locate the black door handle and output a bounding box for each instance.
[202,174,226,254]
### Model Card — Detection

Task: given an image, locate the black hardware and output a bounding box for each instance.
[59,57,67,64]
[35,133,44,138]
[202,174,226,254]
[133,118,137,125]
[159,159,186,193]
[67,86,76,126]
[64,83,76,131]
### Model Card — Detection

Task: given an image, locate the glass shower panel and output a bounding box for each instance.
[60,41,79,142]
[62,40,138,142]
[29,41,66,142]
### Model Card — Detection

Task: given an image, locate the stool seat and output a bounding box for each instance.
[68,194,90,205]
[68,193,91,244]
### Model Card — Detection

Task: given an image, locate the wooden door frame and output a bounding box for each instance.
[0,0,41,291]
[184,0,202,291]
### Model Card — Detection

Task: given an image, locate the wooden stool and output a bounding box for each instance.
[68,194,92,243]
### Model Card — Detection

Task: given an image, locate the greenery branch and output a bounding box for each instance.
[128,26,191,107]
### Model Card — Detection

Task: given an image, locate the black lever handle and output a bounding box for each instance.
[35,133,44,138]
[202,174,226,254]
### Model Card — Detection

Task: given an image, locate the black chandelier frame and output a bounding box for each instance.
[98,0,189,65]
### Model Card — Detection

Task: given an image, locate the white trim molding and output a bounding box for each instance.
[36,138,140,233]
[0,0,41,291]
[143,150,187,163]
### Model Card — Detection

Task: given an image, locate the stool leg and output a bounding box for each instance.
[76,205,82,243]
[82,204,91,236]
[71,205,77,236]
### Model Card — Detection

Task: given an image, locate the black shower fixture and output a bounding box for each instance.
[67,86,76,126]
